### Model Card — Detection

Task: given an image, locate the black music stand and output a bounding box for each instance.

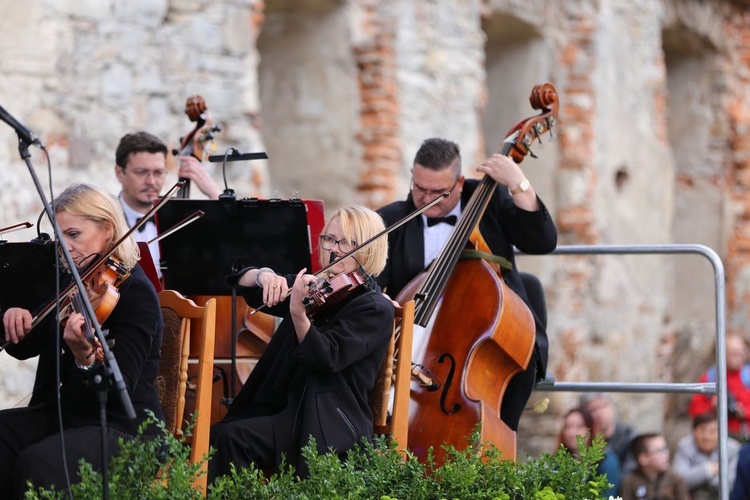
[157,198,313,399]
[0,240,58,314]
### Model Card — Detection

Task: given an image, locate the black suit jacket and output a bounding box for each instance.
[225,274,395,471]
[376,178,557,375]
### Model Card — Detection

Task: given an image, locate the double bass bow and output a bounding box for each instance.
[395,82,559,464]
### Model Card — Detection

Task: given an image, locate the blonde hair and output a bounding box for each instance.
[53,183,140,268]
[318,205,388,277]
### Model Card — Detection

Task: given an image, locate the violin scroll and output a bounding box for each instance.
[504,82,559,164]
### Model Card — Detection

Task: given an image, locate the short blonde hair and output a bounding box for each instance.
[318,205,388,277]
[53,183,140,268]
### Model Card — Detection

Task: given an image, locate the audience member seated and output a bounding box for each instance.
[581,392,638,476]
[689,333,750,442]
[621,433,689,500]
[673,411,740,499]
[558,406,621,497]
[731,441,750,500]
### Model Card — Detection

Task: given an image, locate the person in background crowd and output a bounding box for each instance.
[731,441,750,499]
[673,411,740,499]
[580,392,638,477]
[689,333,750,442]
[621,433,689,500]
[558,406,621,497]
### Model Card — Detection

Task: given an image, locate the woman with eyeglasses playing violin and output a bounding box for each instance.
[209,205,394,482]
[0,183,164,498]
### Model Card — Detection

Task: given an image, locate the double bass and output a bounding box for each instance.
[396,83,559,463]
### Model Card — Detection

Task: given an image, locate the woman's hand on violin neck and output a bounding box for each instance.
[63,312,94,363]
[3,308,32,344]
[290,269,314,341]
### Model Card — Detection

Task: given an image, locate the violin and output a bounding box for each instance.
[302,270,369,318]
[173,95,222,199]
[0,256,131,353]
[68,257,129,363]
[61,256,130,326]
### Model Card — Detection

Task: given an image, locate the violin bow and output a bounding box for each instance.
[0,221,32,237]
[249,192,449,315]
[147,210,205,245]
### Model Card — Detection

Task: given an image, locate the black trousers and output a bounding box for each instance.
[500,349,539,431]
[0,404,131,499]
[209,413,299,484]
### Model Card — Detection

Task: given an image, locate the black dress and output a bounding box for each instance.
[209,273,394,480]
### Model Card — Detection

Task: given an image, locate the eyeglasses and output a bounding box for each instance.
[646,447,669,455]
[320,234,357,253]
[127,168,168,180]
[410,176,459,198]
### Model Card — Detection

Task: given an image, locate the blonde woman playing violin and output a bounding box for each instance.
[209,205,394,482]
[0,183,164,498]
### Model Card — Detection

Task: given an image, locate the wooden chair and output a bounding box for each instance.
[155,290,216,494]
[369,300,415,456]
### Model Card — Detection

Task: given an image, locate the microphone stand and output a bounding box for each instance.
[209,147,268,401]
[13,135,132,500]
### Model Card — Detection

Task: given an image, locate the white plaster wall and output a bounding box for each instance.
[0,0,264,408]
[258,3,360,208]
[392,0,486,188]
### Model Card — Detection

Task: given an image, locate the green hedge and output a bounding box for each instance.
[27,416,616,500]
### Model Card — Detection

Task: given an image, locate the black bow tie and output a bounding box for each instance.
[426,215,457,227]
[135,216,154,232]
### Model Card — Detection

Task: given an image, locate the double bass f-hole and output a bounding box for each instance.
[437,353,460,415]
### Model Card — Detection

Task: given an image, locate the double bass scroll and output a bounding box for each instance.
[173,95,222,199]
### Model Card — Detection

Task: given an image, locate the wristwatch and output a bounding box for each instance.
[510,178,531,196]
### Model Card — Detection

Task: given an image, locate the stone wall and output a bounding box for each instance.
[2,0,750,459]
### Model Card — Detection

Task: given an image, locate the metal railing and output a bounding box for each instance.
[524,244,729,499]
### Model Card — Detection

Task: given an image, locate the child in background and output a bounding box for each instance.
[621,433,689,500]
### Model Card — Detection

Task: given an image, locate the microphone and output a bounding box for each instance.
[0,103,39,145]
[329,252,337,265]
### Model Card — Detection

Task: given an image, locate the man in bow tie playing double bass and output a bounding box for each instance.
[114,131,221,277]
[376,137,557,431]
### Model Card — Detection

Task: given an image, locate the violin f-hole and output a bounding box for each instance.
[437,353,460,415]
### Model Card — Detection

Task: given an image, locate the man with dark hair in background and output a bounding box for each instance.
[114,131,220,275]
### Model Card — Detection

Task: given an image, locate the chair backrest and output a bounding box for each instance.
[156,289,216,493]
[370,300,415,455]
